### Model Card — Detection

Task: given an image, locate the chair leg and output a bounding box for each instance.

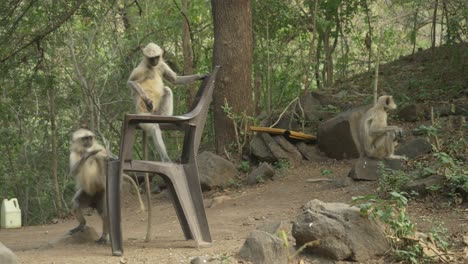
[107,160,123,256]
[168,165,212,246]
[164,178,193,240]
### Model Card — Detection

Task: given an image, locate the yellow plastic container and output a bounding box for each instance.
[1,198,22,228]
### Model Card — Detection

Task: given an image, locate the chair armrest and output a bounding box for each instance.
[125,113,191,124]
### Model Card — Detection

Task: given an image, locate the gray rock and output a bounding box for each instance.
[273,136,303,167]
[0,242,18,264]
[296,142,325,161]
[395,137,432,159]
[197,151,238,191]
[190,256,222,264]
[292,200,390,262]
[298,91,322,122]
[348,157,406,181]
[402,175,445,197]
[272,112,301,131]
[398,103,425,122]
[238,230,289,264]
[250,135,276,163]
[256,221,290,235]
[317,106,370,160]
[247,162,275,185]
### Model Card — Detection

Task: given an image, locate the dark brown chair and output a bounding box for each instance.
[107,66,220,256]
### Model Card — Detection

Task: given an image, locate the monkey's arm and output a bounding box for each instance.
[69,150,101,178]
[127,80,153,112]
[162,62,207,85]
[369,126,402,136]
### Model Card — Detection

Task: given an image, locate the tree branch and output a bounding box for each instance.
[0,0,87,63]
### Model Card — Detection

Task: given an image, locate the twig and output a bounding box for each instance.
[270,97,299,128]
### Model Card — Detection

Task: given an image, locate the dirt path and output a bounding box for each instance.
[1,160,466,264]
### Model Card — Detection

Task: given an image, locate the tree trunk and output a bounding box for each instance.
[48,86,62,215]
[182,0,196,108]
[431,0,439,49]
[211,0,253,154]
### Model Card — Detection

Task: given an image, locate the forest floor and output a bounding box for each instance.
[1,158,467,263]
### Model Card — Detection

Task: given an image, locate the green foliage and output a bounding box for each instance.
[352,192,450,263]
[321,169,333,176]
[273,159,290,170]
[377,164,410,196]
[434,151,468,195]
[238,160,251,173]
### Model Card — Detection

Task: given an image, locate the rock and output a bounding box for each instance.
[296,142,325,161]
[395,137,432,159]
[398,103,425,122]
[250,134,276,163]
[197,151,238,191]
[317,106,370,160]
[238,230,288,264]
[247,162,275,185]
[255,221,290,235]
[298,91,322,122]
[402,175,445,197]
[250,133,304,167]
[272,136,303,167]
[348,157,406,181]
[190,256,222,264]
[206,195,232,208]
[0,242,19,264]
[292,200,390,262]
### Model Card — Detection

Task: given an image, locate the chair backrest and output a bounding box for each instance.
[187,66,220,154]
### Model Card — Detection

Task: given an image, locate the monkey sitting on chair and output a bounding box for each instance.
[69,128,109,244]
[360,95,406,160]
[128,43,207,162]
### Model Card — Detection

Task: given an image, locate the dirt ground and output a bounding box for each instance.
[1,159,467,264]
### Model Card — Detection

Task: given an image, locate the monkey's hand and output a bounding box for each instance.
[143,97,154,112]
[83,149,101,161]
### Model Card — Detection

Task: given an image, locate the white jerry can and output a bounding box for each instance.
[1,198,22,228]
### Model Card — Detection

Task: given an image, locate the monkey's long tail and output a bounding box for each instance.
[122,174,146,212]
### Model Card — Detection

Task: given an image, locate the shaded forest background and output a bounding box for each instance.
[0,0,466,225]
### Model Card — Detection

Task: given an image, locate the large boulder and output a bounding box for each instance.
[348,157,406,181]
[292,200,390,262]
[395,137,432,159]
[296,142,325,161]
[238,230,288,264]
[317,106,370,160]
[402,175,445,197]
[0,242,18,264]
[197,151,238,190]
[398,103,426,122]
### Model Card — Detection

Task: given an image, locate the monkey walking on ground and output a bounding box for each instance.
[127,42,207,162]
[360,95,406,160]
[68,128,145,244]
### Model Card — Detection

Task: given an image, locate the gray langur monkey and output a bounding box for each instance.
[360,95,406,160]
[69,128,109,243]
[127,43,207,162]
[68,128,146,244]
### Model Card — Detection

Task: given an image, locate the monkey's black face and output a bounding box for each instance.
[80,136,94,148]
[147,56,160,67]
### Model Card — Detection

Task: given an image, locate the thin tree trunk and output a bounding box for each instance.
[364,0,373,73]
[266,16,271,116]
[431,0,439,49]
[211,0,253,154]
[182,0,195,108]
[304,0,318,90]
[48,86,62,215]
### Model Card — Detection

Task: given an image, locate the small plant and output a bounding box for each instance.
[226,178,241,189]
[238,160,251,173]
[222,99,256,158]
[377,163,410,197]
[352,192,451,263]
[434,151,468,197]
[273,159,289,170]
[321,169,333,176]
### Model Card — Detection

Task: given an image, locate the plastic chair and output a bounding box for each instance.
[107,66,220,256]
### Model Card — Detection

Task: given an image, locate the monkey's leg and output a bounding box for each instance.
[95,192,109,244]
[384,131,406,160]
[69,189,88,234]
[150,124,171,162]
